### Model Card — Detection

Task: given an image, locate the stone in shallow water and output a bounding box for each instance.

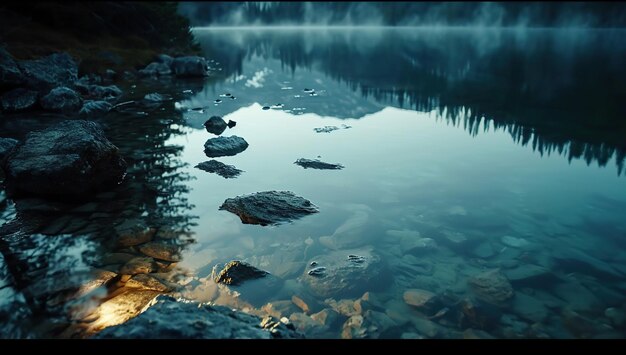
[403,289,437,309]
[473,241,495,259]
[195,160,243,179]
[302,248,388,299]
[125,274,171,292]
[203,115,228,135]
[294,158,344,170]
[138,242,181,262]
[171,56,208,77]
[120,257,155,275]
[214,260,268,286]
[511,292,549,323]
[467,269,514,306]
[503,264,556,287]
[40,86,82,113]
[115,219,155,247]
[18,52,78,91]
[552,248,623,279]
[3,120,127,197]
[1,88,38,112]
[204,135,249,157]
[219,190,318,226]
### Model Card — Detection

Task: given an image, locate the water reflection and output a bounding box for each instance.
[193,28,626,174]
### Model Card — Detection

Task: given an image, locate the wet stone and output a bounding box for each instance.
[195,160,243,179]
[227,120,237,128]
[468,269,514,306]
[125,274,171,292]
[138,242,181,262]
[1,88,38,112]
[203,116,228,135]
[0,138,19,161]
[204,135,249,157]
[79,100,112,117]
[294,158,344,170]
[120,257,155,275]
[40,86,82,113]
[403,289,438,309]
[214,260,268,286]
[115,220,156,247]
[219,190,318,226]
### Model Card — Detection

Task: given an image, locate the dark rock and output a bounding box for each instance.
[87,85,122,102]
[95,295,303,339]
[138,242,181,262]
[0,138,19,162]
[143,92,171,103]
[0,47,24,88]
[1,88,38,112]
[79,100,113,117]
[115,219,155,247]
[204,136,249,157]
[459,297,502,330]
[138,62,172,77]
[18,52,78,91]
[308,267,326,277]
[294,158,344,170]
[503,264,557,287]
[219,190,318,226]
[227,120,237,128]
[104,69,117,81]
[156,54,174,67]
[203,116,228,135]
[3,120,127,197]
[214,260,268,286]
[120,257,155,275]
[40,86,82,113]
[468,269,514,306]
[171,56,208,77]
[302,248,388,299]
[195,160,243,179]
[262,106,270,110]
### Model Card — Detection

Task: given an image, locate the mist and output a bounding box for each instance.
[178,2,626,29]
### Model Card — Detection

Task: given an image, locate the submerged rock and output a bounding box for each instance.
[294,158,344,170]
[138,242,181,262]
[120,257,155,275]
[3,120,127,197]
[204,135,249,157]
[214,260,268,286]
[302,248,388,299]
[195,160,243,179]
[203,116,228,135]
[0,138,19,162]
[18,52,78,91]
[95,295,303,339]
[171,56,208,77]
[1,88,38,112]
[219,190,318,226]
[403,289,438,309]
[79,100,113,117]
[125,274,171,292]
[40,86,82,113]
[503,264,556,287]
[467,269,514,306]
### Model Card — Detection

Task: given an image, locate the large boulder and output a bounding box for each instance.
[18,52,78,91]
[40,86,83,113]
[95,295,303,339]
[0,88,38,112]
[204,135,249,157]
[3,120,127,198]
[302,248,389,299]
[171,56,208,77]
[219,190,318,226]
[0,47,24,89]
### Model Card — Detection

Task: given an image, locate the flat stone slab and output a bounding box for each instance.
[195,160,243,178]
[219,190,318,226]
[294,158,344,170]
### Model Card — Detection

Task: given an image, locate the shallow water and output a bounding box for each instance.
[1,28,626,338]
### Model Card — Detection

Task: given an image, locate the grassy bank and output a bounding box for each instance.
[0,2,201,75]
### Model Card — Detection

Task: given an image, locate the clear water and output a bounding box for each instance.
[1,28,626,338]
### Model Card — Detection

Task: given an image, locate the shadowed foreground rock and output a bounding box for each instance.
[204,135,249,158]
[18,52,78,91]
[295,158,344,170]
[2,120,127,197]
[95,295,303,339]
[214,260,268,285]
[219,190,319,226]
[195,160,243,178]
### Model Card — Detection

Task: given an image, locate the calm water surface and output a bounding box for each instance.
[1,28,626,338]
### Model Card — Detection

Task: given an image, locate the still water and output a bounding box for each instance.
[1,28,626,338]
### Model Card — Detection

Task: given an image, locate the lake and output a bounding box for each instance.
[1,27,626,338]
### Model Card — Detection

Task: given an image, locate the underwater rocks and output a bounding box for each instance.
[0,138,18,162]
[18,52,78,91]
[204,135,249,157]
[1,88,38,112]
[195,160,243,179]
[294,158,344,170]
[138,242,181,262]
[214,260,268,286]
[3,120,127,197]
[219,190,318,226]
[203,116,228,135]
[95,295,303,339]
[40,86,83,113]
[467,269,514,306]
[302,248,388,299]
[172,56,209,77]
